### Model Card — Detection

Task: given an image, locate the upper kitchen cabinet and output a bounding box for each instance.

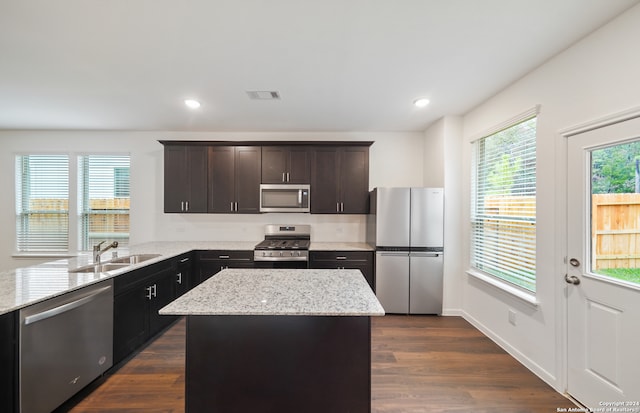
[208,146,261,213]
[162,144,208,213]
[311,144,370,214]
[262,146,310,183]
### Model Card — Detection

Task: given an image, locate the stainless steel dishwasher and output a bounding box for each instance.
[19,279,114,413]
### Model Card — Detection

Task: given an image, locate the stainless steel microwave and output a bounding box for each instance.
[260,184,310,213]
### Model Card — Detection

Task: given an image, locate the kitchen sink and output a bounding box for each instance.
[110,253,161,264]
[70,263,131,273]
[70,254,161,273]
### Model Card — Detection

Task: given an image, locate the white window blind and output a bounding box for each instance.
[78,155,130,251]
[15,155,70,252]
[471,116,537,292]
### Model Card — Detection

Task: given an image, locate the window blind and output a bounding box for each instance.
[471,117,537,292]
[15,155,70,252]
[78,155,130,251]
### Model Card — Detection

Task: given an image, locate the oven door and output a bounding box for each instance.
[260,184,310,213]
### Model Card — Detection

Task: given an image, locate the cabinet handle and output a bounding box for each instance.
[177,272,182,284]
[180,257,190,263]
[230,202,234,212]
[286,172,290,182]
[337,203,340,212]
[153,284,157,298]
[146,286,153,300]
[336,256,347,260]
[282,172,286,182]
[219,255,230,259]
[181,201,185,212]
[185,201,189,212]
[341,202,344,212]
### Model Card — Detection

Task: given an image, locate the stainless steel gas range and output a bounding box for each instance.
[254,224,310,268]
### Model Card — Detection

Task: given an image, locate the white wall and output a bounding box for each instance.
[0,131,424,271]
[424,117,464,315]
[456,3,640,391]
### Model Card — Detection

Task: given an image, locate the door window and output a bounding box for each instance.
[590,141,640,286]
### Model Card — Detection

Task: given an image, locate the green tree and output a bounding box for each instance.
[592,141,640,194]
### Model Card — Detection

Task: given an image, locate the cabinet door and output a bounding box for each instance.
[148,267,178,337]
[235,146,261,213]
[339,147,369,214]
[164,146,188,213]
[175,254,193,296]
[208,146,236,213]
[288,147,310,183]
[0,312,15,413]
[185,146,208,212]
[311,147,340,213]
[113,286,148,364]
[261,147,288,183]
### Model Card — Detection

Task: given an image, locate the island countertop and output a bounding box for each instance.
[159,268,385,316]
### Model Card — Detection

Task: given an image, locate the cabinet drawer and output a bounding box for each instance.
[114,260,173,296]
[196,250,253,261]
[309,250,372,262]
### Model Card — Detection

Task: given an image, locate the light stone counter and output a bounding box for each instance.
[0,241,257,316]
[309,242,374,251]
[0,240,374,316]
[160,268,384,316]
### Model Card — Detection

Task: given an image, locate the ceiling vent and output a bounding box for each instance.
[246,90,281,100]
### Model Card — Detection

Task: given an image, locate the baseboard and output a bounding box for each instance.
[441,308,463,316]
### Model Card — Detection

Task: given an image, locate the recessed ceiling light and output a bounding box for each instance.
[184,99,201,109]
[413,98,430,108]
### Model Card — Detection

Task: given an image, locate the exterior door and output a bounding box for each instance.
[567,116,640,409]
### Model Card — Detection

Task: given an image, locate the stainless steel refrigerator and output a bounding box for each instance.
[367,187,444,314]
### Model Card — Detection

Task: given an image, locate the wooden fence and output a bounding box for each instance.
[592,193,640,270]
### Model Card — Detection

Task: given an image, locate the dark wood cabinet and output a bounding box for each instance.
[163,145,208,213]
[0,311,15,413]
[208,146,261,213]
[262,146,310,183]
[309,250,374,291]
[113,260,178,364]
[196,250,254,283]
[174,252,194,297]
[311,146,369,214]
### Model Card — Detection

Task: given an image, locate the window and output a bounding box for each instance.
[471,114,537,292]
[78,155,130,250]
[15,153,130,254]
[15,155,70,252]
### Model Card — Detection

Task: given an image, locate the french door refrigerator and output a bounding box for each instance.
[368,187,444,314]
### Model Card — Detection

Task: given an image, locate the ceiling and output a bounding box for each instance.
[1,0,638,132]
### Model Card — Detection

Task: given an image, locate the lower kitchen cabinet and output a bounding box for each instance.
[113,260,178,364]
[174,252,194,297]
[0,311,15,413]
[309,251,375,291]
[196,250,254,283]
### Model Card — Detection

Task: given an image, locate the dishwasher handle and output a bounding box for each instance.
[23,285,112,326]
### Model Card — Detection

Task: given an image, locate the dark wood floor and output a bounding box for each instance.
[69,316,575,413]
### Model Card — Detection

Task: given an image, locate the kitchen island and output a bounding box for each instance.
[160,268,384,413]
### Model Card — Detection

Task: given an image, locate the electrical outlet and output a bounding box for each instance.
[508,309,517,326]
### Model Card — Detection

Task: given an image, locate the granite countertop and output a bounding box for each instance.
[309,242,374,251]
[0,241,374,316]
[159,268,385,316]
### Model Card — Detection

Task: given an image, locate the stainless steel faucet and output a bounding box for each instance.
[93,241,119,263]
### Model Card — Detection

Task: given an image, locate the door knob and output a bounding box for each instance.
[569,258,580,267]
[565,274,581,285]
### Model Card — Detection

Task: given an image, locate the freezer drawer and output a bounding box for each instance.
[375,251,409,314]
[409,252,443,314]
